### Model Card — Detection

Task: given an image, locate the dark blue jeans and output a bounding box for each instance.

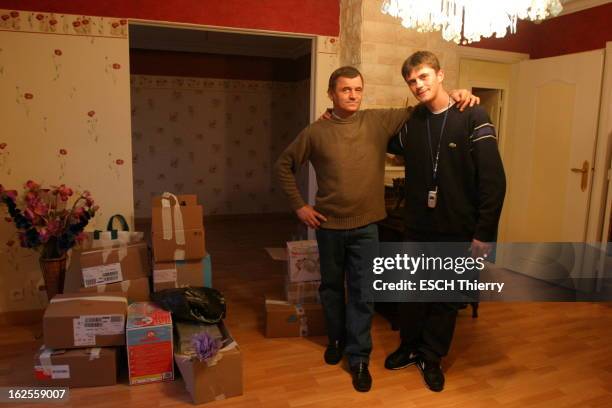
[315,223,378,367]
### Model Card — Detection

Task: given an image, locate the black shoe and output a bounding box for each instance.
[384,343,418,370]
[350,362,372,392]
[324,341,344,365]
[416,358,445,392]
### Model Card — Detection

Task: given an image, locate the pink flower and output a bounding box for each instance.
[38,227,50,243]
[76,232,87,243]
[82,191,94,206]
[24,208,35,220]
[56,184,73,201]
[25,192,36,204]
[4,190,17,201]
[73,206,85,218]
[30,199,49,217]
[46,220,60,235]
[25,180,40,191]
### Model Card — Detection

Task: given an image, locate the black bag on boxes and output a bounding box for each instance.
[151,287,226,324]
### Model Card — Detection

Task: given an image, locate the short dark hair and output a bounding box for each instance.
[401,51,441,79]
[328,66,363,92]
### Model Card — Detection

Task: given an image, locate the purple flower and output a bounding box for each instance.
[191,332,220,362]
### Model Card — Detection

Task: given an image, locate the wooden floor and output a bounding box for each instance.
[2,214,612,407]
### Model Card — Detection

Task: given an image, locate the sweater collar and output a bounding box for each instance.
[330,110,360,123]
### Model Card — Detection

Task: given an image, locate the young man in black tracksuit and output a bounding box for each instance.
[385,51,506,392]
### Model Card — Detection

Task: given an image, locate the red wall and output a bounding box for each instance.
[0,0,339,36]
[467,3,612,59]
[130,49,311,82]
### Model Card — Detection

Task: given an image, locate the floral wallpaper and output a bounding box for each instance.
[130,75,310,218]
[0,9,133,313]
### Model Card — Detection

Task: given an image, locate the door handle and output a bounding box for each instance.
[570,160,589,192]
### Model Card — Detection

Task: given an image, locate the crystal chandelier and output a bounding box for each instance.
[381,0,563,44]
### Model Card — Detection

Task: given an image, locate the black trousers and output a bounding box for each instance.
[398,229,471,363]
[398,301,459,363]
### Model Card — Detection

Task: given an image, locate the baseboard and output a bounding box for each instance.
[0,308,44,326]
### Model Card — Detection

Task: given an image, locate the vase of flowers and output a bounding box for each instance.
[0,180,98,300]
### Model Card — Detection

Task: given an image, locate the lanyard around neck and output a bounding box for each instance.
[426,98,451,184]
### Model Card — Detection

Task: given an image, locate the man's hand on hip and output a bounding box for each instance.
[296,205,328,229]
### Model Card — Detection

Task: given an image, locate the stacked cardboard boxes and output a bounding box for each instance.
[35,292,128,387]
[151,194,212,291]
[265,240,326,337]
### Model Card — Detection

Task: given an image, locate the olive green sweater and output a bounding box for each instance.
[274,108,411,230]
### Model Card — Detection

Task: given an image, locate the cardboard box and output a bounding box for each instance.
[151,194,205,262]
[34,346,118,388]
[174,321,243,404]
[264,298,326,338]
[43,293,127,349]
[79,277,150,303]
[285,277,320,304]
[152,255,212,292]
[287,240,321,282]
[80,241,150,288]
[126,302,174,385]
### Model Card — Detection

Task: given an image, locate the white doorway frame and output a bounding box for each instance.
[128,20,339,239]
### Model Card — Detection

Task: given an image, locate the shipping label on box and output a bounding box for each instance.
[285,276,320,304]
[153,255,212,292]
[287,240,321,282]
[151,193,205,262]
[264,298,326,338]
[73,314,124,346]
[34,346,117,388]
[82,263,123,287]
[126,302,174,385]
[174,321,243,404]
[80,241,150,287]
[79,277,150,303]
[43,293,127,349]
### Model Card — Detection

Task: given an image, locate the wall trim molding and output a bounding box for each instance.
[558,0,611,16]
[458,47,530,63]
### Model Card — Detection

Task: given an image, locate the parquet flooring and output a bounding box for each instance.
[1,214,611,407]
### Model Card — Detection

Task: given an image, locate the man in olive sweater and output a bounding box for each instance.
[274,66,475,392]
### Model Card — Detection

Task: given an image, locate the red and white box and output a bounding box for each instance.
[287,240,321,282]
[126,302,174,385]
